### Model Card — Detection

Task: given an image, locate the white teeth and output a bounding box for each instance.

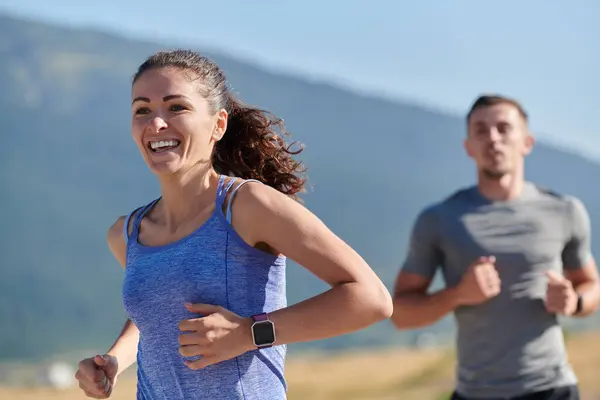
[150,140,179,150]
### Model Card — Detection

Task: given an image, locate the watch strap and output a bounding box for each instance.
[252,313,269,322]
[574,294,584,315]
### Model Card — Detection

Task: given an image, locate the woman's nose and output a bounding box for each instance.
[148,116,168,132]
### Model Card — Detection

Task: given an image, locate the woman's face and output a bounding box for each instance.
[131,67,226,177]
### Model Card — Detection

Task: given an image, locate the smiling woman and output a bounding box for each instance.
[128,54,305,199]
[73,49,393,400]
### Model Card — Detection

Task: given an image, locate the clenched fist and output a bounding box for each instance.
[456,256,501,306]
[75,354,118,398]
[545,270,578,316]
[178,303,254,370]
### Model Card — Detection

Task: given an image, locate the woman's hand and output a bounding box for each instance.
[178,303,255,369]
[75,354,119,398]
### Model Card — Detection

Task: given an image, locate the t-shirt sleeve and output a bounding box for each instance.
[562,196,593,270]
[401,207,443,279]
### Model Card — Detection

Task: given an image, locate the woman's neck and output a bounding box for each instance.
[156,164,220,229]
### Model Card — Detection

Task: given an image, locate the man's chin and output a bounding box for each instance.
[481,168,509,180]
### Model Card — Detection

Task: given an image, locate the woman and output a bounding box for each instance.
[75,49,392,400]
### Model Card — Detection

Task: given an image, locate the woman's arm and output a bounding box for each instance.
[75,217,141,398]
[104,216,140,376]
[234,183,393,344]
[178,183,393,369]
[105,319,139,377]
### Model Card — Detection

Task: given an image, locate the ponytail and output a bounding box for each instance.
[212,95,307,200]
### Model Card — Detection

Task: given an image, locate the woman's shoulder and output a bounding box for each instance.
[106,215,128,268]
[228,178,280,209]
[105,203,152,267]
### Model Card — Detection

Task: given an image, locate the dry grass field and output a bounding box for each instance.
[2,331,600,400]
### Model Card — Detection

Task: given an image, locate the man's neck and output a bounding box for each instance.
[476,172,525,202]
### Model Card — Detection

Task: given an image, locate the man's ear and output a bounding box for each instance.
[523,133,535,156]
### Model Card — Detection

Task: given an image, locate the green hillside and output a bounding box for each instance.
[1,13,600,361]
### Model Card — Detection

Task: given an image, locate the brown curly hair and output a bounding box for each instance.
[133,49,307,199]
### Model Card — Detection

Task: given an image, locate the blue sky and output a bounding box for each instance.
[2,0,598,158]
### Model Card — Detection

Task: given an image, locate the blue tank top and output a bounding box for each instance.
[122,175,288,400]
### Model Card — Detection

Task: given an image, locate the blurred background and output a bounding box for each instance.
[1,1,599,399]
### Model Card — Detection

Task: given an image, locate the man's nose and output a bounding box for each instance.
[488,128,502,143]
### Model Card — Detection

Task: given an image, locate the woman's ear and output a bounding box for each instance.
[212,109,228,142]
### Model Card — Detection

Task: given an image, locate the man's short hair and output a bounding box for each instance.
[466,94,529,124]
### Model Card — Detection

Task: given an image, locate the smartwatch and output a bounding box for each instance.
[251,313,276,349]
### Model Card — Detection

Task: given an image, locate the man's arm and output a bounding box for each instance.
[391,207,460,329]
[392,272,463,329]
[564,263,600,317]
[562,197,600,317]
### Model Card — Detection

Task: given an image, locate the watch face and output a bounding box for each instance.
[253,321,275,346]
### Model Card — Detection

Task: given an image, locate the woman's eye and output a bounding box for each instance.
[170,104,186,112]
[135,107,151,115]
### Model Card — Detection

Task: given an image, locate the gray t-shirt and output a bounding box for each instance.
[401,182,592,398]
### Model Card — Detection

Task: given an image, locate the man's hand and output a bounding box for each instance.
[456,256,501,306]
[545,270,578,316]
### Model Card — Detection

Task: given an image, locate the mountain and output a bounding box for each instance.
[2,13,600,361]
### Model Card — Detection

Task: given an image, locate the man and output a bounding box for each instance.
[391,94,600,400]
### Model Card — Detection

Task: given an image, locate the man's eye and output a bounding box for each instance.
[497,123,512,134]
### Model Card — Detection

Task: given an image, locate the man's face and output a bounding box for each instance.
[464,103,534,179]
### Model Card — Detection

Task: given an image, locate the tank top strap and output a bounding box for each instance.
[225,179,262,223]
[130,198,160,241]
[123,205,144,244]
[215,174,235,207]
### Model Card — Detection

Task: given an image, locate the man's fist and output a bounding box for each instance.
[545,270,578,316]
[457,256,501,306]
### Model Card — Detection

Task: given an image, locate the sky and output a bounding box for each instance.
[2,0,598,158]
